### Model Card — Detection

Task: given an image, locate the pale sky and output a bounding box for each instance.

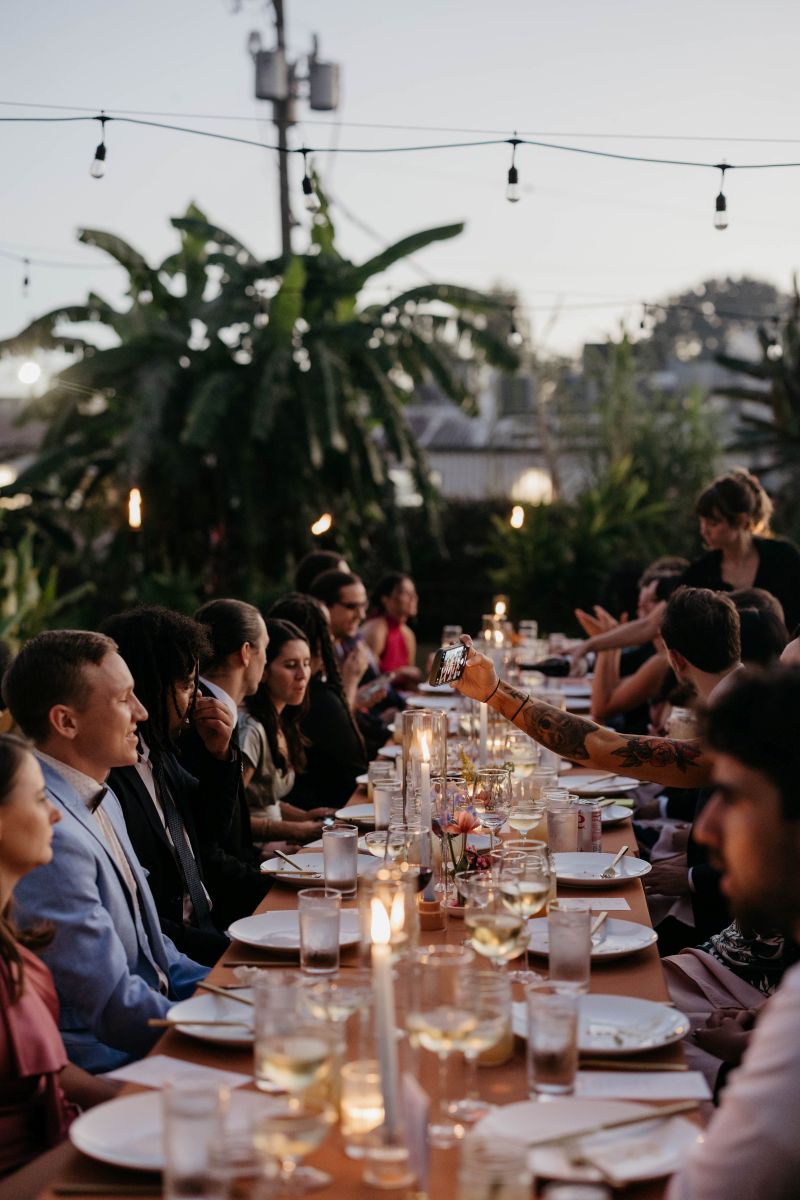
[2,0,800,394]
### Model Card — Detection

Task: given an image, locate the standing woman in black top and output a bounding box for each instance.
[681,468,800,634]
[268,593,367,811]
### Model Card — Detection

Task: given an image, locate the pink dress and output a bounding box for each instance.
[0,946,76,1177]
[378,616,410,672]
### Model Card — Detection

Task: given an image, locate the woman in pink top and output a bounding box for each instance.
[362,572,422,686]
[0,735,117,1178]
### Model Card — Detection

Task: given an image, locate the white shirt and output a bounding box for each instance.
[667,960,800,1200]
[199,677,238,726]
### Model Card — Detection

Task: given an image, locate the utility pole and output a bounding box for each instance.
[248,1,340,260]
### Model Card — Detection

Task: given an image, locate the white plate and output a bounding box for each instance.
[335,803,375,822]
[473,1099,699,1185]
[167,988,254,1045]
[356,773,369,786]
[569,771,639,796]
[527,918,657,960]
[228,909,361,951]
[554,852,651,887]
[260,851,376,885]
[377,744,403,759]
[512,994,689,1055]
[602,803,632,825]
[70,1090,282,1172]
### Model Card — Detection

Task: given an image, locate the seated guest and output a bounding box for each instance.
[361,572,422,686]
[294,550,349,596]
[240,619,334,844]
[100,607,232,967]
[180,600,272,930]
[729,587,789,667]
[268,594,367,811]
[0,735,119,1177]
[666,668,800,1199]
[4,631,207,1073]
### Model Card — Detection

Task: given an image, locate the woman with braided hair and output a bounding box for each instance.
[268,593,367,811]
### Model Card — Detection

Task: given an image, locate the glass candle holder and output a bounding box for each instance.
[400,709,447,813]
[358,866,418,963]
[340,1060,384,1159]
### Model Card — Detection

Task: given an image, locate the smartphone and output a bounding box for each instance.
[428,642,469,687]
[357,674,391,704]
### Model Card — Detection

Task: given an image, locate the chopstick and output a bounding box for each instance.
[272,848,318,874]
[147,1018,250,1028]
[580,1058,688,1072]
[196,981,254,1007]
[526,1099,698,1147]
[590,910,609,937]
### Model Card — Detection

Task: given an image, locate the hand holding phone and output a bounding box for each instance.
[428,642,469,687]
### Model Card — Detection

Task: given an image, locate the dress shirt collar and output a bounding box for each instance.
[199,676,239,725]
[36,751,108,809]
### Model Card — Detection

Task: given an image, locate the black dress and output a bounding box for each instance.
[286,675,367,811]
[680,536,800,634]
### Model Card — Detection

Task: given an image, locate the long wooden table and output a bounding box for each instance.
[18,795,695,1200]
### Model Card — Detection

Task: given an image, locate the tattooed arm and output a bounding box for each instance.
[454,637,712,790]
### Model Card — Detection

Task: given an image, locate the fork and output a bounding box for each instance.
[600,844,629,879]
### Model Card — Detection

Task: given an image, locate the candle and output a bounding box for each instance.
[418,733,435,901]
[479,701,488,763]
[370,898,401,1138]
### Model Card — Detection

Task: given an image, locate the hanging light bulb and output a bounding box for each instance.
[90,114,108,179]
[310,512,333,536]
[506,136,521,203]
[714,163,729,231]
[507,312,524,348]
[301,151,320,213]
[17,361,41,385]
[510,505,525,529]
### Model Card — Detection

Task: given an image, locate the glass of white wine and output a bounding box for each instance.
[253,976,335,1106]
[450,967,511,1124]
[498,851,551,983]
[406,944,476,1147]
[254,1096,336,1195]
[463,883,529,974]
[507,788,546,843]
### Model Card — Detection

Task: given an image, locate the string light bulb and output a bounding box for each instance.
[506,136,521,203]
[90,114,108,180]
[17,361,41,385]
[128,487,142,530]
[301,151,320,213]
[714,163,729,231]
[507,313,524,348]
[510,505,525,529]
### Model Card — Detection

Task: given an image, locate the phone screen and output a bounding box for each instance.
[428,643,468,687]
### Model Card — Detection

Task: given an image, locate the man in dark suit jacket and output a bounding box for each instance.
[101,606,269,958]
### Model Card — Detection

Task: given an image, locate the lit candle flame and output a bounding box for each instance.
[370,897,391,945]
[390,892,405,935]
[419,731,430,763]
[128,487,142,530]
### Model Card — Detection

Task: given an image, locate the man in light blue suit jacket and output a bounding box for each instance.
[5,629,208,1073]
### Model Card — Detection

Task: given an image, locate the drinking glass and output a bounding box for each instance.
[525,982,579,1097]
[339,1060,384,1159]
[457,1135,532,1200]
[297,887,341,976]
[451,968,511,1124]
[322,822,358,897]
[406,944,476,1147]
[472,767,511,851]
[163,1082,230,1200]
[507,788,546,842]
[441,624,464,645]
[528,767,559,804]
[547,900,591,993]
[254,1097,336,1195]
[498,850,551,983]
[388,822,432,894]
[367,760,395,802]
[253,975,334,1102]
[545,794,578,853]
[300,969,372,1026]
[364,830,407,862]
[503,728,540,779]
[373,782,393,830]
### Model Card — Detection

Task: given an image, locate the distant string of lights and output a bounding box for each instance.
[4,110,800,232]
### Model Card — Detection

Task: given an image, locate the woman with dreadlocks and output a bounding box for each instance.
[268,594,367,811]
[100,606,245,966]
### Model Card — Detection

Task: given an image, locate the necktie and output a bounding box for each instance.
[152,758,214,932]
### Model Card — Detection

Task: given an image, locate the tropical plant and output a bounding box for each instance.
[0,527,93,648]
[0,196,517,612]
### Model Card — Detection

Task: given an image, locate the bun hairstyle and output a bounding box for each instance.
[695,468,773,535]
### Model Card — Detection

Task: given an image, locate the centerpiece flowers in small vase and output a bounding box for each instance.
[436,809,490,913]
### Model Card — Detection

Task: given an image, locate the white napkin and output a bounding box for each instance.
[576,1070,711,1100]
[106,1054,251,1090]
[556,897,630,911]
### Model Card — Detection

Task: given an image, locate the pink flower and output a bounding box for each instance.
[445,809,480,835]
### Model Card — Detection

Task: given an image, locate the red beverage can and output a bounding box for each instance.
[576,799,602,853]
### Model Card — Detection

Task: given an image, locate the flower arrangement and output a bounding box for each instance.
[442,808,480,876]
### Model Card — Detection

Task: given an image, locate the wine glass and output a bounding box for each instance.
[498,850,552,983]
[406,944,476,1147]
[472,767,511,851]
[388,823,432,895]
[463,880,529,973]
[253,976,335,1105]
[503,728,540,779]
[507,784,546,843]
[254,1097,336,1195]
